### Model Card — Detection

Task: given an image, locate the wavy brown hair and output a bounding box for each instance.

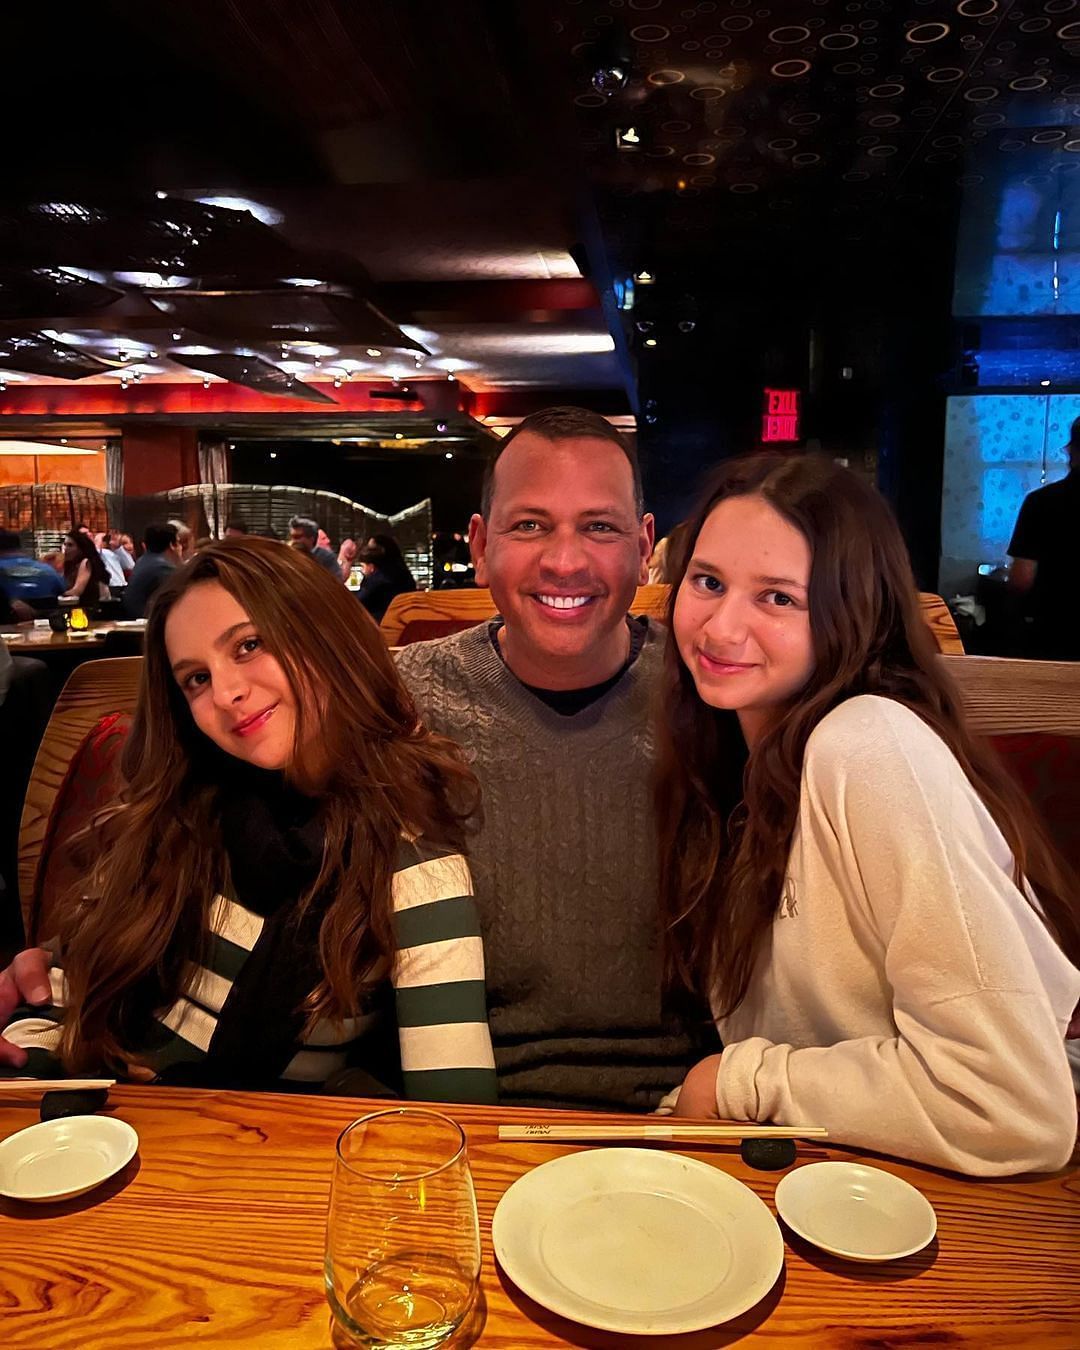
[60,537,477,1072]
[656,453,1080,1019]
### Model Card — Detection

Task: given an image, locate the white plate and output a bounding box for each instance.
[492,1148,784,1335]
[774,1161,936,1262]
[0,1115,138,1203]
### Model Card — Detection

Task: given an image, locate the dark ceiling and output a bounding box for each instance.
[1,0,1077,555]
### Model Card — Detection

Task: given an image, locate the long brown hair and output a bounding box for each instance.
[656,453,1080,1018]
[60,537,477,1071]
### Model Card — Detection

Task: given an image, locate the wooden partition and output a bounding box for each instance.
[382,586,964,654]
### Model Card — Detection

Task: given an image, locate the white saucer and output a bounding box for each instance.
[774,1161,936,1262]
[0,1115,138,1203]
[492,1148,783,1335]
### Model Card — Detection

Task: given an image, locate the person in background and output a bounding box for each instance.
[97,533,127,589]
[61,530,110,606]
[317,527,333,554]
[122,524,182,619]
[40,549,65,576]
[355,546,407,623]
[1008,416,1080,662]
[102,529,135,584]
[168,519,196,563]
[224,518,249,538]
[288,515,342,580]
[0,538,495,1102]
[660,453,1079,1175]
[337,537,358,583]
[119,534,138,566]
[369,533,417,593]
[0,530,64,612]
[395,406,709,1110]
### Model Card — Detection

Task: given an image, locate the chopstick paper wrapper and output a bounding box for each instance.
[498,1123,826,1142]
[0,1078,115,1094]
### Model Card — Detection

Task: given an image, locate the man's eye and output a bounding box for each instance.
[586,521,616,533]
[512,521,541,533]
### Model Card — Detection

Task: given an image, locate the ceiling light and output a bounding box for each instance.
[395,432,404,440]
[60,438,67,444]
[203,378,211,388]
[283,277,324,287]
[270,451,277,459]
[171,331,182,341]
[445,451,454,460]
[155,190,168,200]
[616,127,642,151]
[436,422,448,433]
[194,195,283,226]
[446,372,456,381]
[644,337,658,347]
[149,349,159,358]
[367,348,382,358]
[634,270,655,285]
[593,63,628,97]
[1040,379,1051,387]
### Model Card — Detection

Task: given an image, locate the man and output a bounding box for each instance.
[167,519,196,563]
[224,518,249,538]
[101,529,135,586]
[0,530,64,612]
[288,515,342,580]
[394,406,706,1110]
[1008,417,1080,662]
[122,524,182,619]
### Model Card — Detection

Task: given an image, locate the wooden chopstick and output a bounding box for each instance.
[0,1078,115,1094]
[497,1123,826,1142]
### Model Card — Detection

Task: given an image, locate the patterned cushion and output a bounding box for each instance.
[33,714,131,941]
[989,733,1080,876]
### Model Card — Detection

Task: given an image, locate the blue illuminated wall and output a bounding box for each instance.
[941,128,1078,595]
[940,394,1076,596]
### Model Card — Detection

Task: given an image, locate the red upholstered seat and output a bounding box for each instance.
[395,618,482,645]
[34,714,131,936]
[990,732,1080,876]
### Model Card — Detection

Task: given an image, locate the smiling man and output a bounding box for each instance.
[395,407,708,1110]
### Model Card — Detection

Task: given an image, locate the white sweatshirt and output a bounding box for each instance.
[714,695,1080,1176]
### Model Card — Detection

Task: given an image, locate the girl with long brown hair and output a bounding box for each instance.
[657,454,1079,1174]
[4,537,496,1101]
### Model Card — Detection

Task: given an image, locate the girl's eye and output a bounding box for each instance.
[692,573,722,593]
[764,590,796,607]
[238,636,261,655]
[184,671,210,693]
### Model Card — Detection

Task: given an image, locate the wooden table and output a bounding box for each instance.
[1,621,144,654]
[1,1088,1076,1349]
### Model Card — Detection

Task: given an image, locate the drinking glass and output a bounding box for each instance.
[325,1108,481,1349]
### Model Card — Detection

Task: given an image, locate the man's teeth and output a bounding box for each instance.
[537,595,592,609]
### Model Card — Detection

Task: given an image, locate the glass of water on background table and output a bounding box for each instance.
[325,1108,481,1348]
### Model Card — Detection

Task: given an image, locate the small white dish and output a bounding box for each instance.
[492,1147,783,1335]
[0,1115,138,1203]
[774,1161,936,1262]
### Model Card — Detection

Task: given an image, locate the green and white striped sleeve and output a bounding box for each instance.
[391,843,497,1104]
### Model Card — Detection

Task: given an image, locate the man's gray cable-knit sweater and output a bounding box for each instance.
[394,620,696,1111]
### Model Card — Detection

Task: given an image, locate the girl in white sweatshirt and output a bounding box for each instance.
[657,453,1079,1176]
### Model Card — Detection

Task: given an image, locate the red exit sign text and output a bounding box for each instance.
[762,388,801,443]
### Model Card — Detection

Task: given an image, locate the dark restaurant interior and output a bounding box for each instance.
[0,3,1078,1346]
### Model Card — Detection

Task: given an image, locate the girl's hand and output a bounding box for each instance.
[673,1053,723,1118]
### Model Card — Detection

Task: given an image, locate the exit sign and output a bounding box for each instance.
[762,388,801,443]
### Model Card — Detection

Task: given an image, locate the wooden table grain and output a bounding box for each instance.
[0,1087,1076,1349]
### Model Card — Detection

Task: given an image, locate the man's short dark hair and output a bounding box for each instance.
[289,515,318,541]
[145,523,179,554]
[224,517,249,534]
[0,529,21,553]
[480,406,644,519]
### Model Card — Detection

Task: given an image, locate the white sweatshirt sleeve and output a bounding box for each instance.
[715,697,1080,1176]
